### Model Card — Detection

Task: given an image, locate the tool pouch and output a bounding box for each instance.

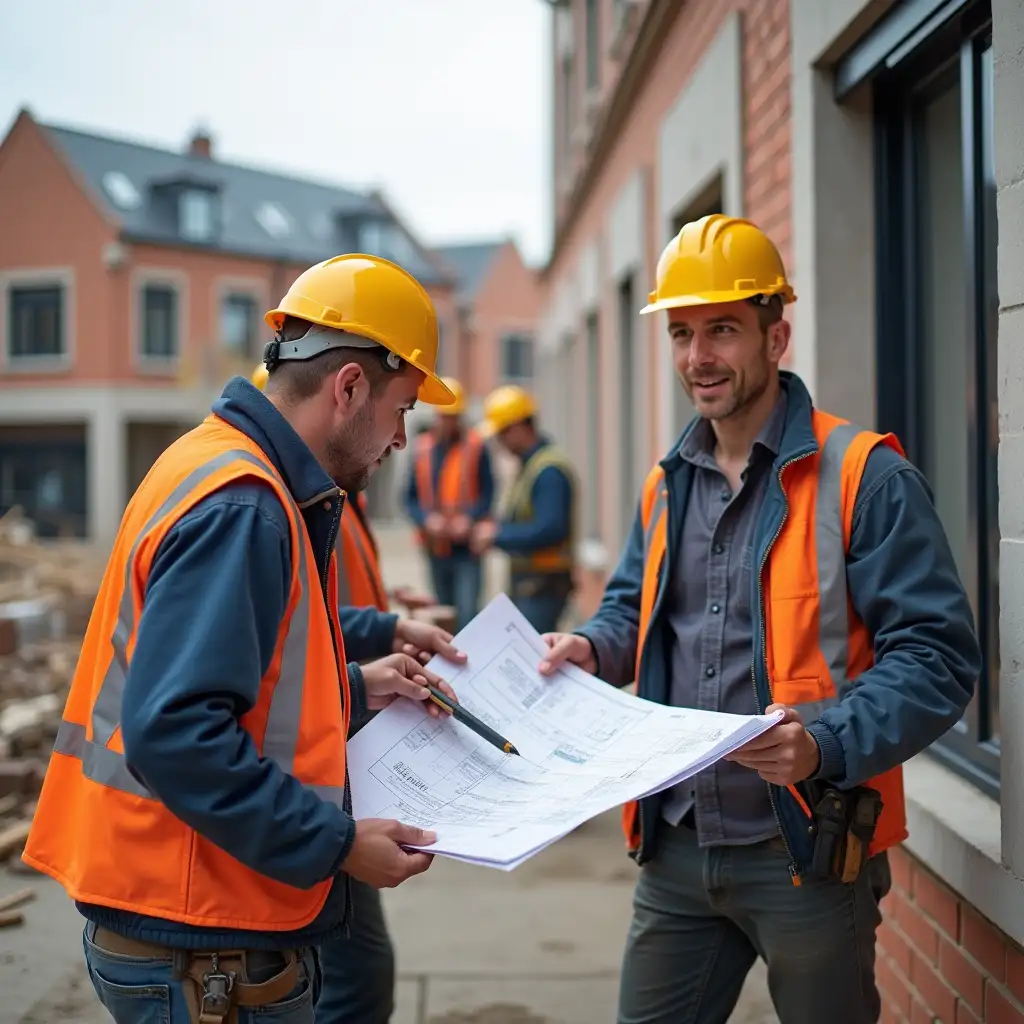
[178,949,300,1024]
[809,785,884,883]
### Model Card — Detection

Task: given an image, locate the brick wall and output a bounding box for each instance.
[878,847,1024,1023]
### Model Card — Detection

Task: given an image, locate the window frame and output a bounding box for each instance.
[500,331,534,384]
[219,292,259,360]
[0,269,74,372]
[872,3,998,797]
[132,271,187,372]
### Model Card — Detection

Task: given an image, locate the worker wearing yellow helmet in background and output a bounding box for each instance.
[31,253,467,1024]
[471,384,578,634]
[537,215,980,1023]
[403,375,495,631]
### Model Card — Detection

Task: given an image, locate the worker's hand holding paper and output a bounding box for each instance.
[346,594,783,870]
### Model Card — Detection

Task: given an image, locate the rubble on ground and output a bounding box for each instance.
[0,507,102,909]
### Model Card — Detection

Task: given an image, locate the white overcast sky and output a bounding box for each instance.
[0,0,553,265]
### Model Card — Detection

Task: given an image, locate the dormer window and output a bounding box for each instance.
[180,189,214,241]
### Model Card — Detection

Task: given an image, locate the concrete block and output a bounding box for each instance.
[993,0,1024,189]
[999,537,1024,876]
[999,433,1024,542]
[998,303,1024,434]
[394,978,424,1024]
[997,181,1024,312]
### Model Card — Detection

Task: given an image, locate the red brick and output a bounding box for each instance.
[939,934,984,1014]
[957,999,982,1024]
[881,921,913,977]
[961,907,1008,982]
[914,868,961,938]
[896,891,940,962]
[987,982,1024,1024]
[910,948,958,1023]
[891,847,913,894]
[1008,946,1024,1004]
[878,955,912,1017]
[880,1001,901,1024]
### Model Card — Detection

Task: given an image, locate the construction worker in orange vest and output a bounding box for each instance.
[472,385,577,634]
[22,254,464,1024]
[403,376,494,631]
[252,359,459,1024]
[537,215,980,1023]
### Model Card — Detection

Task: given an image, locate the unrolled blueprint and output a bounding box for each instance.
[346,593,783,869]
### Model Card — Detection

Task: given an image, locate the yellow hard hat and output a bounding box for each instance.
[251,363,269,390]
[641,214,796,315]
[434,377,466,415]
[482,385,537,436]
[264,253,456,406]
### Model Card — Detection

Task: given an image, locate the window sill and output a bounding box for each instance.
[2,356,71,374]
[902,751,1024,945]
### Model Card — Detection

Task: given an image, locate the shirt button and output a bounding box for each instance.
[713,543,724,555]
[323,500,332,510]
[705,666,715,678]
[711,604,721,614]
[720,490,731,501]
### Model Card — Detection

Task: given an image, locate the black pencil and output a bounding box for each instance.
[422,684,520,755]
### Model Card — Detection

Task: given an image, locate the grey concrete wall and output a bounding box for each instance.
[993,0,1024,877]
[790,0,887,428]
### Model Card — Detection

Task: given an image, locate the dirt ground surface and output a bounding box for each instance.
[0,523,778,1023]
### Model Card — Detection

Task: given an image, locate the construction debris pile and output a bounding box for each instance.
[0,508,102,919]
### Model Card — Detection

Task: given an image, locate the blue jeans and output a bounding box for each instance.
[618,820,891,1024]
[82,920,322,1023]
[315,881,395,1023]
[428,551,483,632]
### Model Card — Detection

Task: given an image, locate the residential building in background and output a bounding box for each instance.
[537,0,1024,1019]
[0,111,539,539]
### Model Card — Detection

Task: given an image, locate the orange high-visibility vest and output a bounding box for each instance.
[414,429,484,555]
[338,494,388,611]
[622,410,908,863]
[22,415,351,932]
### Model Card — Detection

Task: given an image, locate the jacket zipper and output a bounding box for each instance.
[751,451,813,886]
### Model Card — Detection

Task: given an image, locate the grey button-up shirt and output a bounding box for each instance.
[660,390,788,846]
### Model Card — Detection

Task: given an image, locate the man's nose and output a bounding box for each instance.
[392,419,408,452]
[688,332,716,366]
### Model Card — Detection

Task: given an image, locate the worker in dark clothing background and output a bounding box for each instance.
[471,385,577,634]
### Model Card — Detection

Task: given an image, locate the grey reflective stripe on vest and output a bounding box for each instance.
[815,423,864,698]
[52,447,343,806]
[792,696,840,725]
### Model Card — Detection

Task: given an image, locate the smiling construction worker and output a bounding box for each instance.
[538,215,980,1024]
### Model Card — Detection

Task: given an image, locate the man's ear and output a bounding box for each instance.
[767,318,791,365]
[332,362,368,413]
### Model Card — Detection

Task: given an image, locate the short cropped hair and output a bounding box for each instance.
[265,316,393,402]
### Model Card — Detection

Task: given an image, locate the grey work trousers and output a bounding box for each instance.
[618,819,891,1024]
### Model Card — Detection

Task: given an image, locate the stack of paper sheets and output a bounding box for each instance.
[347,594,783,870]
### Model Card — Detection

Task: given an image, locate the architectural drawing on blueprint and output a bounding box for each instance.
[347,594,782,868]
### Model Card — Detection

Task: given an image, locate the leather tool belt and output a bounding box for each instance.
[92,926,302,1024]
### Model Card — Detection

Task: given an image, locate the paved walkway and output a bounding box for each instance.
[0,522,777,1023]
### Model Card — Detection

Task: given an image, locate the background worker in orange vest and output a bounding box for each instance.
[403,376,494,631]
[23,254,463,1024]
[538,216,980,1024]
[471,385,577,634]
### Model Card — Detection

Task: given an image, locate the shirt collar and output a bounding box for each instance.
[678,388,789,469]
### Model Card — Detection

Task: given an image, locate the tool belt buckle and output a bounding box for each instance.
[199,953,237,1024]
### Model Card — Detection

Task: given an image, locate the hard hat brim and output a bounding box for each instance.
[640,285,797,315]
[419,372,457,406]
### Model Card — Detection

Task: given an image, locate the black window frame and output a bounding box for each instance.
[871,1,998,797]
[500,332,534,383]
[8,284,65,360]
[140,284,179,361]
[220,292,258,359]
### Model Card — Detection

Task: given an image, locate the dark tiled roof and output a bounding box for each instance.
[435,241,505,302]
[43,121,450,285]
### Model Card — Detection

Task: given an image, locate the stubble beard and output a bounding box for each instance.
[324,400,381,494]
